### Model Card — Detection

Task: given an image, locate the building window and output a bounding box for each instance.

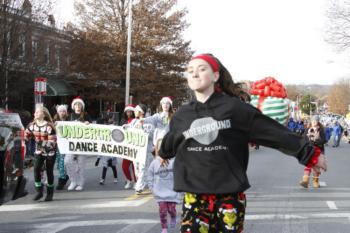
[19,34,26,58]
[32,40,38,59]
[55,46,60,71]
[45,43,50,65]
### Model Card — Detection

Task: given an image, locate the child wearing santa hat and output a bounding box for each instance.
[120,104,137,189]
[128,103,155,194]
[64,97,90,191]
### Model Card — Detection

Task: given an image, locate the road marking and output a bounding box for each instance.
[22,213,350,233]
[125,194,140,201]
[0,204,46,212]
[326,201,338,210]
[115,222,157,233]
[245,212,350,220]
[0,196,153,212]
[319,181,327,187]
[28,219,159,233]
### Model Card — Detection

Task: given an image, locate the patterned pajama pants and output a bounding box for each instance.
[181,192,246,233]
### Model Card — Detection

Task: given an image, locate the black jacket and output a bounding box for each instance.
[160,92,315,194]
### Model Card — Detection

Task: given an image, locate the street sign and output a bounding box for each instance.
[34,77,47,95]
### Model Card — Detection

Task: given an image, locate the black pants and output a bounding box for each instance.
[102,165,118,179]
[34,154,56,186]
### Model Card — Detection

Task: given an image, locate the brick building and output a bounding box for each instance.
[0,0,76,114]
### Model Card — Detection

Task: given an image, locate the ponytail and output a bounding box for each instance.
[194,53,248,99]
[212,55,246,98]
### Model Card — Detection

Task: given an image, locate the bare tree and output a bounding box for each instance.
[327,78,350,115]
[325,0,350,52]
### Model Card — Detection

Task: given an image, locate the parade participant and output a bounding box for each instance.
[129,103,154,194]
[95,156,118,184]
[25,106,56,201]
[332,121,342,147]
[64,97,90,191]
[148,139,181,233]
[120,104,137,189]
[53,105,69,190]
[299,115,327,188]
[160,53,327,233]
[151,97,174,147]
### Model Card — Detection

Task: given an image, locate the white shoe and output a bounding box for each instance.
[75,185,83,191]
[99,179,105,185]
[67,182,77,191]
[124,181,132,189]
[113,178,118,183]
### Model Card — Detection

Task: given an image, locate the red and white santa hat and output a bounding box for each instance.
[124,104,135,112]
[71,96,85,110]
[160,96,173,106]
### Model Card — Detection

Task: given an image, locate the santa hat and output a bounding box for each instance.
[56,104,68,113]
[160,96,173,106]
[124,104,135,112]
[71,97,85,110]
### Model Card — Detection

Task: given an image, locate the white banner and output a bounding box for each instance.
[56,121,149,166]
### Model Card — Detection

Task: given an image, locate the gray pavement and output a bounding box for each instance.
[0,140,350,233]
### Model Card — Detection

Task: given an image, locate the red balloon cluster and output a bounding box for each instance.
[250,77,287,98]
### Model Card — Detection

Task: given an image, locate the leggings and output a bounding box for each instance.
[34,154,56,187]
[159,201,177,229]
[181,192,246,233]
[122,159,135,181]
[101,165,118,179]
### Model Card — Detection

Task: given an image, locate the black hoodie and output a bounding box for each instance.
[160,92,315,194]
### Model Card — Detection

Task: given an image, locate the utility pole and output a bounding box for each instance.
[125,0,133,106]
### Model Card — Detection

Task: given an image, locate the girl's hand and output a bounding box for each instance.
[160,159,169,167]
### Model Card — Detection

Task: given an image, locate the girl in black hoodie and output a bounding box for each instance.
[160,54,327,233]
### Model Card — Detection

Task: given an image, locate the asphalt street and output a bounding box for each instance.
[0,140,349,233]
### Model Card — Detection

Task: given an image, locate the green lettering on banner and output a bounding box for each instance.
[83,127,90,139]
[65,125,74,138]
[125,131,146,147]
[75,126,83,138]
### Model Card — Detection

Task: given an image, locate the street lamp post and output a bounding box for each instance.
[125,0,133,106]
[309,94,312,117]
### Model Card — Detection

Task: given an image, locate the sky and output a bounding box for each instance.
[56,0,350,85]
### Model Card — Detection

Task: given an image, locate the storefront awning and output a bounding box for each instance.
[46,78,76,96]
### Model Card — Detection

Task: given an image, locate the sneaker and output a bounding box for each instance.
[135,189,143,195]
[113,178,118,183]
[170,218,176,228]
[124,181,132,189]
[99,179,105,185]
[67,182,77,191]
[75,185,83,191]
